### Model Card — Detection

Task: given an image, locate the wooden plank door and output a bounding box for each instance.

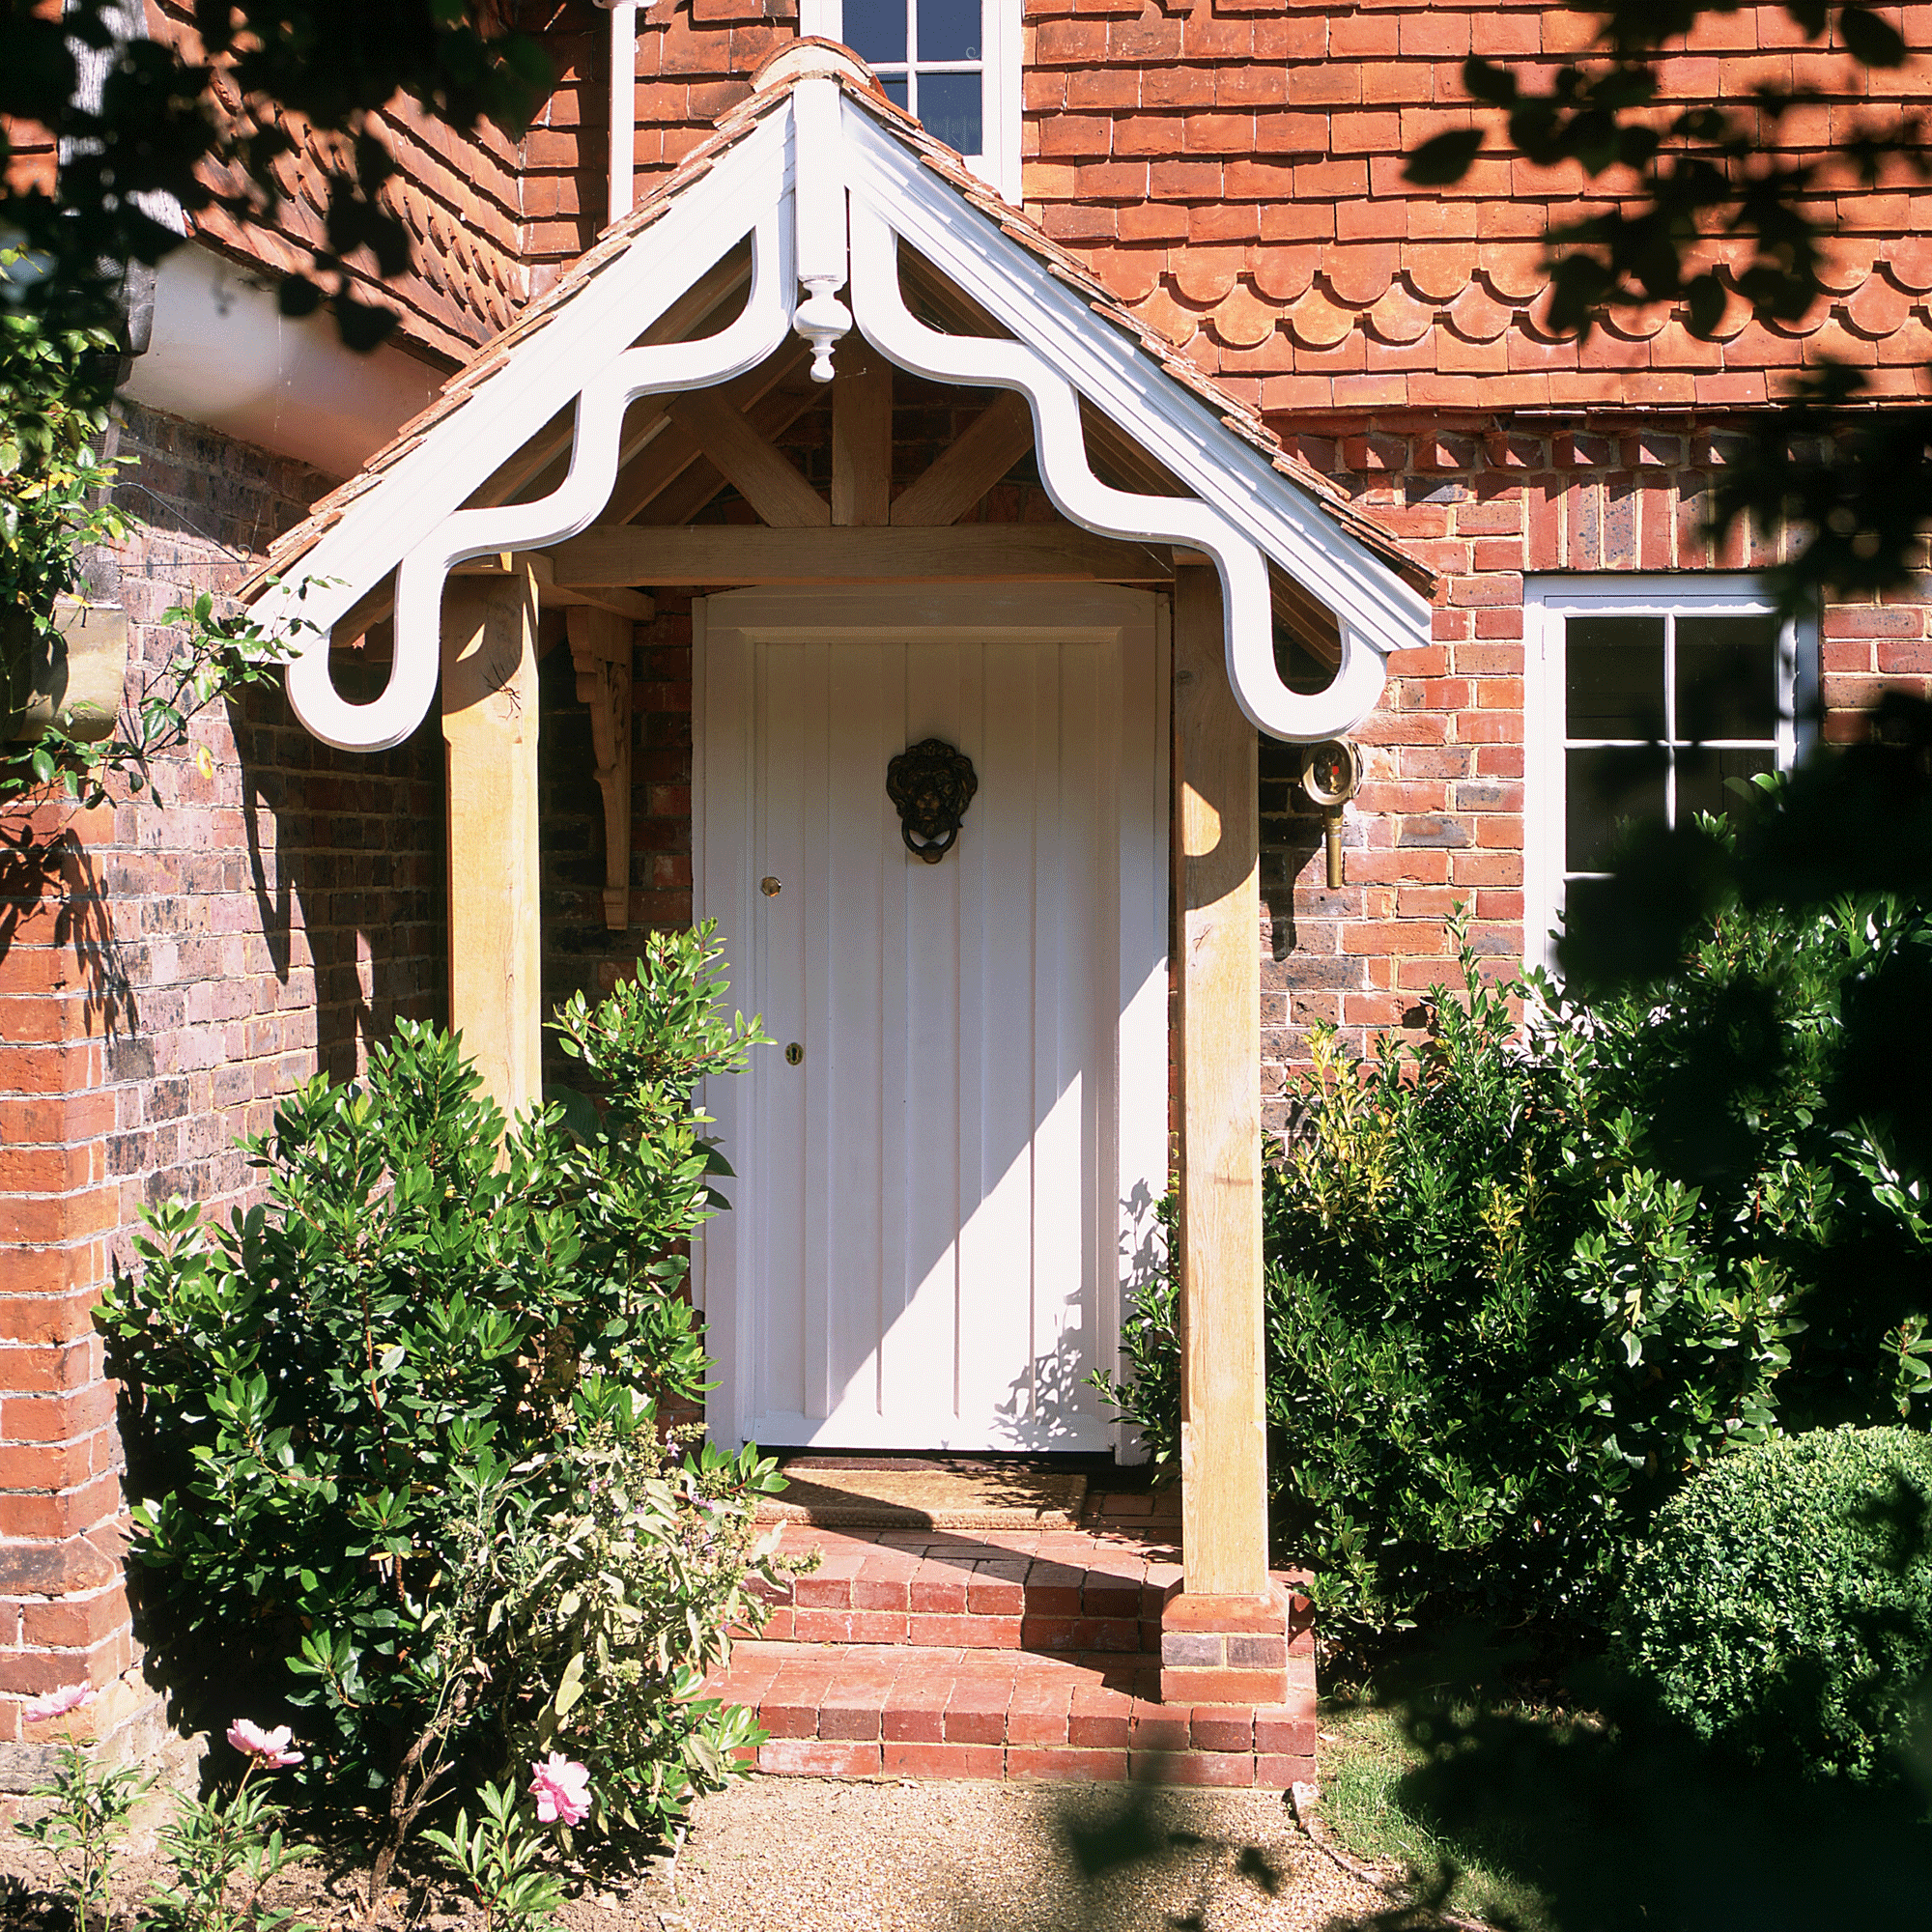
[697,587,1168,1453]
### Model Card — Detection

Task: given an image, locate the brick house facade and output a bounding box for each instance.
[2,0,1928,1778]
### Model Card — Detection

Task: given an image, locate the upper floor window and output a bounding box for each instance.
[1523,576,1817,972]
[799,0,1019,203]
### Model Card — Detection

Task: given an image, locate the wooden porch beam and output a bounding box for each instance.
[450,551,655,622]
[329,554,651,656]
[890,391,1034,526]
[440,568,544,1131]
[548,525,1174,586]
[667,390,830,527]
[831,353,894,526]
[1172,563,1269,1600]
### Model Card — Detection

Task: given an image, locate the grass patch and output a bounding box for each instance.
[1319,1700,1558,1931]
[1318,1683,1932,1932]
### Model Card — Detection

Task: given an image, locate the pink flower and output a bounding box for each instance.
[226,1719,303,1768]
[528,1753,592,1827]
[23,1684,94,1724]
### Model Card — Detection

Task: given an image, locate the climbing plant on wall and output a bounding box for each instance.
[0,267,298,810]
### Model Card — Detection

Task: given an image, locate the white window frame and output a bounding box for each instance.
[1523,574,1819,976]
[798,0,1020,204]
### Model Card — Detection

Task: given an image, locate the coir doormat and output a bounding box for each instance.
[756,1459,1089,1529]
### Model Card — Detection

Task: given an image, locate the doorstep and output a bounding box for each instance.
[709,1494,1319,1789]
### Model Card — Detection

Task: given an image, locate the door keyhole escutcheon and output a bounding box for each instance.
[785,1042,804,1065]
[761,876,781,896]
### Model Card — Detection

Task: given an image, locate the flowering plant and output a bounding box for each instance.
[14,1683,150,1932]
[146,1718,313,1932]
[102,929,783,1887]
[423,1777,576,1932]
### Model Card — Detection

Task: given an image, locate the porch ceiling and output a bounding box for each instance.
[242,42,1435,755]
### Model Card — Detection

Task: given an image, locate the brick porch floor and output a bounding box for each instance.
[705,1487,1319,1787]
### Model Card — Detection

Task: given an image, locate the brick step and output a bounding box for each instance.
[705,1639,1319,1789]
[749,1521,1183,1652]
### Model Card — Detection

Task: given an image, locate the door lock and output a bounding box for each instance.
[785,1042,804,1065]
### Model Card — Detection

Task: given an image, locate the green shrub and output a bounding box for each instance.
[1611,1426,1932,1784]
[99,924,783,1860]
[1107,875,1932,1650]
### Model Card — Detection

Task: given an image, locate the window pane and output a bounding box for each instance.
[880,72,909,108]
[844,0,907,65]
[1567,745,1666,870]
[1566,615,1664,739]
[918,0,980,59]
[1677,614,1780,741]
[918,71,981,152]
[1677,746,1774,825]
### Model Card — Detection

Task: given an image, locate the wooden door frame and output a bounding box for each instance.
[693,582,1170,1454]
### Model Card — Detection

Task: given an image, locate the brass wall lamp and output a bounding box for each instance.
[1300,738,1362,888]
[887,737,978,863]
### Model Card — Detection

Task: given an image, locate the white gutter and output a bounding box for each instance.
[599,0,639,224]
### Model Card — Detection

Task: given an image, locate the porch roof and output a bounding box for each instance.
[243,42,1435,754]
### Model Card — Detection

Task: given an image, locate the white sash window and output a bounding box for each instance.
[798,0,1020,202]
[1524,576,1818,973]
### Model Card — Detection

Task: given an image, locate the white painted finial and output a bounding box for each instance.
[795,277,852,382]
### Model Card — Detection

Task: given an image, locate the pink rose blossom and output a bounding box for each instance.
[23,1684,94,1724]
[528,1753,592,1827]
[227,1719,303,1768]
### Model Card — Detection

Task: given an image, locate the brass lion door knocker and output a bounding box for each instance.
[886,737,978,864]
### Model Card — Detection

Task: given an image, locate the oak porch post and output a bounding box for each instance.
[440,565,544,1127]
[1164,563,1293,1704]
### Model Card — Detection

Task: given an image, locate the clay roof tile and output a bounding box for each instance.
[1445,280,1512,344]
[1173,253,1243,305]
[1843,276,1917,339]
[1209,282,1282,351]
[1816,241,1877,296]
[1365,281,1435,346]
[1251,255,1314,304]
[1321,252,1395,306]
[1285,285,1356,351]
[1886,239,1932,294]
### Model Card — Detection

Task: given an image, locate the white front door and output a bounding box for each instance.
[696,586,1169,1452]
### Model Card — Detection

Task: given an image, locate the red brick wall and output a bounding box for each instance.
[0,406,444,1778]
[1252,414,1932,1128]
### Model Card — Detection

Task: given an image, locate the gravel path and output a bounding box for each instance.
[582,1776,1398,1932]
[2,1773,1408,1931]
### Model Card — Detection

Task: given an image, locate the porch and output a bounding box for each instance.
[241,39,1432,1731]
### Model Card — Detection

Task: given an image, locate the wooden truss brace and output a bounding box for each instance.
[668,389,829,526]
[602,344,816,527]
[890,390,1032,526]
[566,606,634,931]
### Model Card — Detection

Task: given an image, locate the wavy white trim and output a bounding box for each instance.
[845,205,1384,742]
[282,213,794,752]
